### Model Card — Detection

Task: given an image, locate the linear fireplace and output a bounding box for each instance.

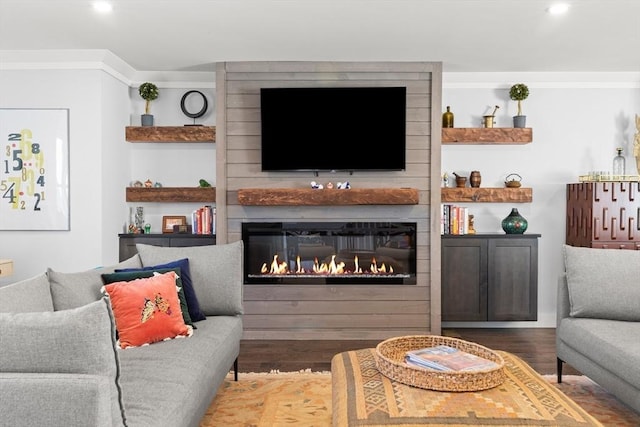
[242,222,417,285]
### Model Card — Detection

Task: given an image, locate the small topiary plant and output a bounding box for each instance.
[138,82,159,114]
[509,83,529,116]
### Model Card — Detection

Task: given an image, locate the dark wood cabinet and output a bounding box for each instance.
[118,233,216,261]
[441,234,539,321]
[566,182,640,249]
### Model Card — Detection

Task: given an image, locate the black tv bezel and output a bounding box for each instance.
[259,86,407,173]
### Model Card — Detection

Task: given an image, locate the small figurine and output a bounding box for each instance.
[468,215,476,234]
[199,179,212,188]
[326,182,334,189]
[337,181,351,189]
[131,180,143,188]
[442,173,449,188]
[310,181,323,189]
[144,179,153,188]
[153,182,162,188]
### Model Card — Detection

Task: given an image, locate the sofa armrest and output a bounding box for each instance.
[557,274,571,327]
[0,373,114,427]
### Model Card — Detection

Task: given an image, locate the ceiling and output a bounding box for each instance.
[1,0,639,73]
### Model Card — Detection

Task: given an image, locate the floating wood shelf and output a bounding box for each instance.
[125,126,215,142]
[442,128,532,144]
[237,188,419,206]
[441,187,532,203]
[126,187,216,203]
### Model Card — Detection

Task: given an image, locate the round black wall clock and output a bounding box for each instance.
[180,90,208,125]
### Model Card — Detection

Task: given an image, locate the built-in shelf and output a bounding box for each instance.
[442,128,532,144]
[441,187,532,203]
[237,188,419,206]
[125,126,215,142]
[126,187,216,203]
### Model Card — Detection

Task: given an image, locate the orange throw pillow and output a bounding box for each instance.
[103,271,192,349]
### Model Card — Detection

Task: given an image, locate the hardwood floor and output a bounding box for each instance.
[238,328,580,376]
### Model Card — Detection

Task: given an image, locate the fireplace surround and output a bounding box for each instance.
[242,222,417,285]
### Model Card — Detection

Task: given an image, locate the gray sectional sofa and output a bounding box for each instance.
[0,240,244,427]
[557,244,640,414]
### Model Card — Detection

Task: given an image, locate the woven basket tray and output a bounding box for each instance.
[375,335,505,392]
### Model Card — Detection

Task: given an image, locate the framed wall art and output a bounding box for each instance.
[0,108,70,230]
[162,215,187,233]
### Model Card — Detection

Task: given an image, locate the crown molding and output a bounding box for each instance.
[0,49,215,88]
[1,51,635,89]
[444,72,640,89]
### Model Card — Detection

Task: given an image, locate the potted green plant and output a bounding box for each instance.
[138,82,159,126]
[509,83,529,128]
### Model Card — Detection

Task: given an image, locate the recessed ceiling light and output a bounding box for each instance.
[547,3,570,15]
[93,1,113,13]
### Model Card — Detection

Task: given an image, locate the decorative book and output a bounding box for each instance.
[405,345,499,372]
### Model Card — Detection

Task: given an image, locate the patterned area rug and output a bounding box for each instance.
[200,368,640,427]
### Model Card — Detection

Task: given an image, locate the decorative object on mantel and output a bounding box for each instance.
[144,179,153,188]
[482,105,499,128]
[469,171,481,188]
[505,173,522,188]
[612,147,626,179]
[467,215,476,234]
[199,179,212,188]
[326,182,334,189]
[336,181,351,189]
[180,90,208,126]
[633,113,640,174]
[509,83,529,128]
[501,208,528,234]
[578,173,640,182]
[310,181,323,189]
[453,172,467,188]
[442,173,450,188]
[442,106,454,128]
[138,82,159,126]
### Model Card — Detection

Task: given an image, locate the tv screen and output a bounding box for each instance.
[260,87,406,172]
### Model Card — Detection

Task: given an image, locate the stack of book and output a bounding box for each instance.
[405,345,499,372]
[192,205,216,235]
[441,204,470,235]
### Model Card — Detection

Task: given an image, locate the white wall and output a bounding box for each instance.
[442,72,640,327]
[0,69,131,282]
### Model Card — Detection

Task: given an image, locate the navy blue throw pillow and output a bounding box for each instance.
[116,258,206,322]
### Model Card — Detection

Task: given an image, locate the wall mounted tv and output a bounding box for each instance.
[260,86,407,173]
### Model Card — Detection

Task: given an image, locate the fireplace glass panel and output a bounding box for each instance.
[242,222,416,284]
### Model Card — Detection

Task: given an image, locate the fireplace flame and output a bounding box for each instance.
[261,255,289,274]
[260,252,393,276]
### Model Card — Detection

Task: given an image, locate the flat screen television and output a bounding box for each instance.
[260,86,406,172]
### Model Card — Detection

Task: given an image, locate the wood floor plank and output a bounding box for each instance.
[238,328,580,376]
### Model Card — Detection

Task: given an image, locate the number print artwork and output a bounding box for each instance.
[0,109,69,230]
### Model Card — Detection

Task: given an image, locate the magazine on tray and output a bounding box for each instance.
[405,345,499,372]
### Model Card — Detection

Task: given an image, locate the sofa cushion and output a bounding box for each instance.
[48,254,142,311]
[135,241,244,316]
[0,273,54,313]
[115,258,205,322]
[101,268,194,327]
[0,299,126,426]
[563,244,640,320]
[102,272,192,349]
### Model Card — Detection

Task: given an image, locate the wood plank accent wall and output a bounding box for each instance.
[215,61,442,340]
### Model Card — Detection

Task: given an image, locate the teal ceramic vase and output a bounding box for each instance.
[501,208,528,234]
